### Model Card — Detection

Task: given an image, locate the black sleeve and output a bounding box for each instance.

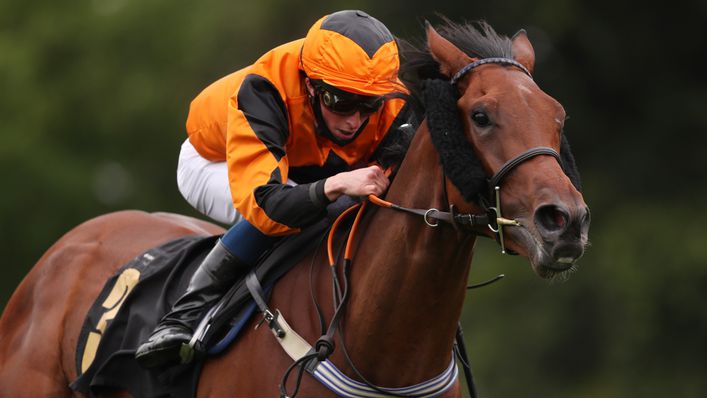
[237,74,290,161]
[254,173,332,229]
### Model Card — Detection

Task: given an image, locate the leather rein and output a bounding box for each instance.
[370,145,560,254]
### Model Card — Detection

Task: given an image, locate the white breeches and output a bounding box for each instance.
[177,139,243,225]
[177,139,297,226]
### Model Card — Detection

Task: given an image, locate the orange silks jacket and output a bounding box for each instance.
[185,39,410,236]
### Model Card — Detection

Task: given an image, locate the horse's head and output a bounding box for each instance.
[421,22,590,279]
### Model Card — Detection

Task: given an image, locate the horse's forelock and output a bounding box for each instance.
[435,18,513,60]
[399,19,513,102]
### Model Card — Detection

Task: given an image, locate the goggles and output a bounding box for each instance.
[313,81,384,116]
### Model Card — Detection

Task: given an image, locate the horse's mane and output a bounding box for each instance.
[399,18,513,103]
[371,119,416,169]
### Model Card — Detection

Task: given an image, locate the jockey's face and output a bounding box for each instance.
[319,103,368,142]
[305,78,382,142]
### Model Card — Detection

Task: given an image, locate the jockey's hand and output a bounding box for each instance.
[324,165,389,202]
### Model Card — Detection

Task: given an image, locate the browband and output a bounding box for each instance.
[450,57,532,85]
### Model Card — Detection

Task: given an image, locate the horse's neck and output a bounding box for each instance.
[339,125,476,385]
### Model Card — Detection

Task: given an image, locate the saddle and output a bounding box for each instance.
[70,209,341,398]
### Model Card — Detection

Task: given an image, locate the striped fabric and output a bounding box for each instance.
[310,357,458,398]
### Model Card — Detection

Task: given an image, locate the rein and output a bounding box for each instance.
[368,144,561,254]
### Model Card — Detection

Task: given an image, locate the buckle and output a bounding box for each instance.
[262,310,286,338]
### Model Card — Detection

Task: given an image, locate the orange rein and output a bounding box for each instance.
[327,196,396,267]
[326,203,360,266]
[326,167,393,267]
[327,194,397,267]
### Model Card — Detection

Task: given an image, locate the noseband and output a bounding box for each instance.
[478,146,560,253]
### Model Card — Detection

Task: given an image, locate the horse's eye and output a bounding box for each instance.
[471,111,491,127]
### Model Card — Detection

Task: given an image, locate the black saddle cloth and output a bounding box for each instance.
[70,213,337,398]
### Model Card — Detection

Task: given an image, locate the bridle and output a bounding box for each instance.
[373,57,562,254]
[452,57,562,252]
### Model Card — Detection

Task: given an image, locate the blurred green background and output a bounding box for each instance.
[2,0,705,396]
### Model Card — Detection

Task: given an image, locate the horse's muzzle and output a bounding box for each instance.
[532,203,591,272]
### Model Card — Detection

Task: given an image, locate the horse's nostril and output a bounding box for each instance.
[535,205,569,233]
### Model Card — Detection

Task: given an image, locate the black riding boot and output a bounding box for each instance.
[135,239,247,368]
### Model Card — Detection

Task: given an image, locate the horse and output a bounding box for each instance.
[0,19,590,397]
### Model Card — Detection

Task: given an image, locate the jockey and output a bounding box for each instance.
[135,10,412,368]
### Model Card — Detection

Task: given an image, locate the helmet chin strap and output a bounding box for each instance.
[309,94,368,146]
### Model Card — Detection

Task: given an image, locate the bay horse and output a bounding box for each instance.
[0,20,590,397]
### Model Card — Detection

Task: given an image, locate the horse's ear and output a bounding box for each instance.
[511,29,535,75]
[426,21,474,78]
